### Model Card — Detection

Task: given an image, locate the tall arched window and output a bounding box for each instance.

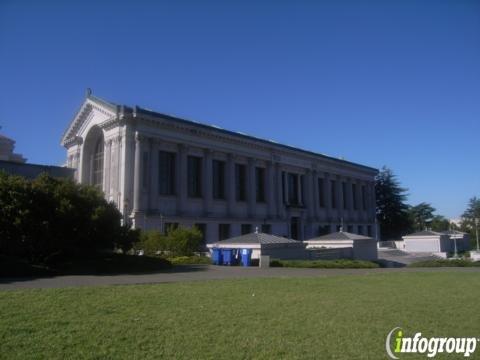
[92,137,104,188]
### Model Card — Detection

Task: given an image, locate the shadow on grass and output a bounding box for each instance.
[0,254,208,283]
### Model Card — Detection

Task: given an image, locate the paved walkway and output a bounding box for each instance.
[1,266,479,290]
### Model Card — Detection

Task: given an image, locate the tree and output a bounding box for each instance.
[375,166,412,240]
[0,172,136,264]
[135,226,203,257]
[409,202,436,231]
[430,215,451,232]
[460,197,480,247]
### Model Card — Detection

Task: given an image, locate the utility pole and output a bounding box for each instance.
[475,218,479,252]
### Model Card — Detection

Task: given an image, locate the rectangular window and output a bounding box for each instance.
[241,224,251,235]
[212,160,225,199]
[352,183,358,210]
[342,182,348,209]
[187,156,202,197]
[142,152,149,189]
[158,151,176,195]
[362,185,367,211]
[261,224,271,234]
[288,173,299,204]
[219,224,230,241]
[331,180,336,208]
[318,225,330,236]
[194,223,207,245]
[347,225,353,233]
[235,164,246,201]
[367,225,372,237]
[255,167,265,202]
[290,217,300,240]
[358,225,363,235]
[318,178,325,208]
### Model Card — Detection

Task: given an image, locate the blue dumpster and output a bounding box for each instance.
[241,248,252,267]
[222,249,234,265]
[211,248,223,265]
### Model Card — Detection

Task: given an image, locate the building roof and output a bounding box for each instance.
[215,232,301,246]
[308,231,374,241]
[403,230,444,237]
[0,133,14,143]
[441,230,467,236]
[65,91,377,173]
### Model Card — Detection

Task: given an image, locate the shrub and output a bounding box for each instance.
[168,256,212,265]
[269,259,380,269]
[0,172,136,265]
[408,259,480,268]
[134,226,203,257]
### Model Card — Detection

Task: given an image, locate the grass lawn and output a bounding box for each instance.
[1,272,479,359]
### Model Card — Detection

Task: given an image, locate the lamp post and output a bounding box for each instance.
[451,222,458,259]
[475,218,479,252]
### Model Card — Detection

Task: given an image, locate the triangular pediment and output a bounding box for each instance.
[61,95,118,147]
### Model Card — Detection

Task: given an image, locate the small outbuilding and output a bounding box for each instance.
[304,231,378,261]
[207,232,306,260]
[403,230,470,256]
[441,230,470,252]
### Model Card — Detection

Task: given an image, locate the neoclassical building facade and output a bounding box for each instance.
[62,91,378,242]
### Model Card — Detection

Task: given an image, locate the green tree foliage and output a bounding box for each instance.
[430,215,451,232]
[375,166,412,240]
[135,226,203,257]
[0,172,137,264]
[460,197,480,247]
[409,202,436,231]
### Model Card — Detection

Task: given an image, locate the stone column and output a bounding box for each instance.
[305,170,314,220]
[283,171,289,205]
[149,139,159,212]
[324,173,332,221]
[103,139,112,196]
[133,132,143,212]
[176,144,188,215]
[337,176,344,224]
[115,135,123,209]
[312,170,320,220]
[203,149,213,216]
[275,163,284,219]
[226,154,235,217]
[266,161,276,219]
[346,178,354,222]
[247,157,256,218]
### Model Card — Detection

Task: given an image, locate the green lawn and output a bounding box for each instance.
[1,272,479,359]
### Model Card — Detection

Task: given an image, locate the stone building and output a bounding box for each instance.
[62,91,378,242]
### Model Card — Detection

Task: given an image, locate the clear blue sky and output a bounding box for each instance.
[0,0,479,219]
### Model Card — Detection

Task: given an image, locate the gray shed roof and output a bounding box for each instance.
[441,230,467,236]
[216,232,301,247]
[309,231,374,241]
[404,230,444,237]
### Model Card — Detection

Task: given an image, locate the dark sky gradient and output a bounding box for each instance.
[1,0,479,218]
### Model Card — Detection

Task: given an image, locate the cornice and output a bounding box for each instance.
[134,113,377,177]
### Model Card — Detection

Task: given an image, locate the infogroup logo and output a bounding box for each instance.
[385,327,479,359]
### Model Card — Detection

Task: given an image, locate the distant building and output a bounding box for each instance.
[402,230,469,256]
[0,133,73,180]
[305,230,378,260]
[62,91,378,242]
[0,133,26,163]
